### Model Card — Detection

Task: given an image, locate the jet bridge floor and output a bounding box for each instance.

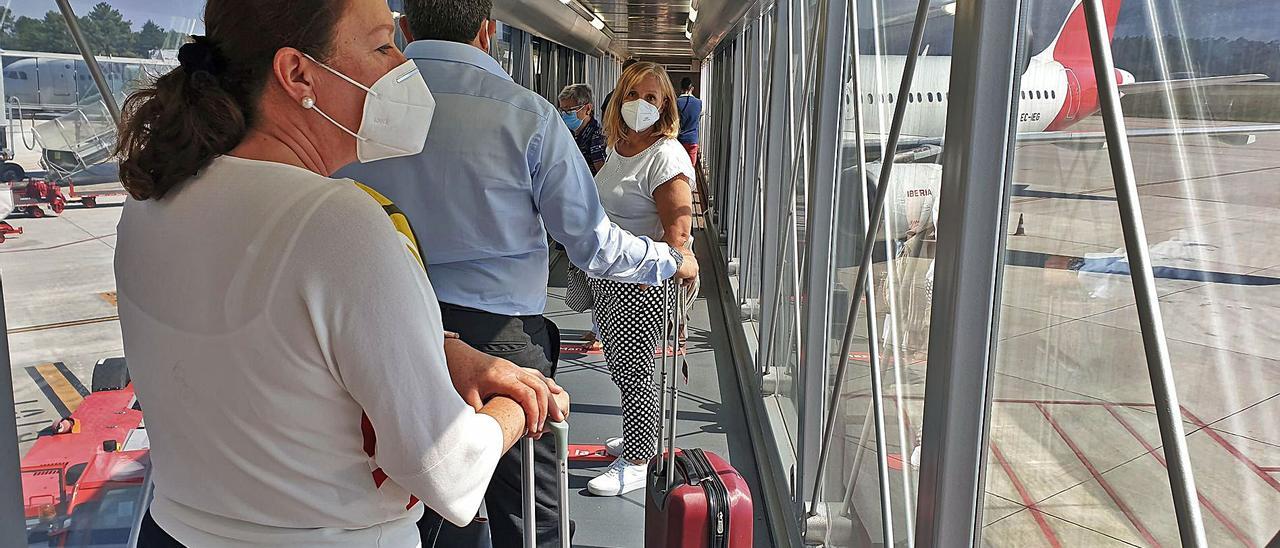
[545,233,770,547]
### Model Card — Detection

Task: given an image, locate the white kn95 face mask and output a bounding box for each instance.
[302,55,436,163]
[621,99,660,133]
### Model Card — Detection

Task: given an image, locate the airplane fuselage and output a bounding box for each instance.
[843,54,1132,140]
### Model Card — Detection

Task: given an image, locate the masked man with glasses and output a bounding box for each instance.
[558,83,606,175]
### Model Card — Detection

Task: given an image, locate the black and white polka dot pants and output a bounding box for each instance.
[588,277,678,462]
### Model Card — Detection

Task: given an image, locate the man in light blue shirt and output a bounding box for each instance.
[337,1,697,546]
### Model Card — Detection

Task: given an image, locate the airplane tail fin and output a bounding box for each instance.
[1034,0,1123,64]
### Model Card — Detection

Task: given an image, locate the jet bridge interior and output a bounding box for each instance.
[3,0,1280,546]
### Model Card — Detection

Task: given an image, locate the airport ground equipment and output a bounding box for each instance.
[29,100,123,191]
[5,178,67,218]
[19,357,150,545]
[63,179,126,209]
[521,420,571,548]
[645,281,754,547]
[0,221,22,243]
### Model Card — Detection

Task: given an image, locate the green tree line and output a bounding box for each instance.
[1113,35,1280,82]
[0,2,185,58]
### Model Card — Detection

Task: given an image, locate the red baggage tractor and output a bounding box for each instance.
[645,281,754,547]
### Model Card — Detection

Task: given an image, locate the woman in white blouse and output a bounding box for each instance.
[586,62,697,496]
[112,1,566,545]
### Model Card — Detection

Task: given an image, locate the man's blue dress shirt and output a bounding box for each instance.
[337,40,676,316]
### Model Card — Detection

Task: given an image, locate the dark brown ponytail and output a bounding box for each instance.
[115,0,345,200]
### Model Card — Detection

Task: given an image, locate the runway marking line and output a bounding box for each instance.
[991,441,1062,547]
[1180,406,1280,494]
[25,362,89,418]
[1105,404,1254,547]
[851,392,1275,540]
[1036,402,1161,547]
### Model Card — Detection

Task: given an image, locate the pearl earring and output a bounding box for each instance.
[301,97,315,109]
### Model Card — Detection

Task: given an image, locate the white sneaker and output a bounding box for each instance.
[604,437,626,457]
[588,458,648,496]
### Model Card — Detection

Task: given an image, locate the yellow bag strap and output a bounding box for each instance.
[353,182,426,271]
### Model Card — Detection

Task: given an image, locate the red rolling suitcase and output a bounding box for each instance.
[645,281,753,548]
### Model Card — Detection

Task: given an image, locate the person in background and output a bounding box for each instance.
[113,0,566,546]
[336,1,698,546]
[558,83,608,350]
[600,57,639,118]
[676,76,703,166]
[559,83,607,175]
[585,62,697,497]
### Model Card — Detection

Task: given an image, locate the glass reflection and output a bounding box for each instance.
[984,0,1280,545]
[2,2,201,546]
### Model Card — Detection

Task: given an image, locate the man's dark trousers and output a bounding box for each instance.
[418,302,565,548]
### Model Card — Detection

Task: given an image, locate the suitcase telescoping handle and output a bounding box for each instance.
[521,420,570,548]
[654,279,685,489]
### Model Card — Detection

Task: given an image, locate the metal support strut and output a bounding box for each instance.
[804,0,934,534]
[836,0,896,538]
[1081,0,1206,545]
[54,0,122,124]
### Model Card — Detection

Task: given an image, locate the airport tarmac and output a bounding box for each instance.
[3,115,1278,546]
[827,117,1280,546]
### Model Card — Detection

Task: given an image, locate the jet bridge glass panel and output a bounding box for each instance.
[707,0,955,542]
[818,0,954,544]
[981,0,1280,545]
[0,2,274,546]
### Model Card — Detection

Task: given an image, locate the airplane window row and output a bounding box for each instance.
[1020,89,1057,100]
[862,91,950,104]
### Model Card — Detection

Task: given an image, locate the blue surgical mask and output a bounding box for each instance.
[561,111,583,132]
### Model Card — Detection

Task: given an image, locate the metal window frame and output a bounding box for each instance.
[755,0,792,375]
[738,16,765,304]
[912,0,1024,542]
[1,277,25,548]
[725,35,747,263]
[795,0,849,507]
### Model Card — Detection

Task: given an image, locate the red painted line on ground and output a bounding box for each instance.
[1036,403,1161,547]
[568,444,614,462]
[898,397,917,452]
[991,442,1062,547]
[1180,406,1280,493]
[1260,466,1280,473]
[997,398,1155,408]
[559,342,602,355]
[842,393,1156,408]
[884,395,918,461]
[1105,405,1254,547]
[887,453,904,471]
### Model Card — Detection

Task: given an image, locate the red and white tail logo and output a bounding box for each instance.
[1035,0,1124,65]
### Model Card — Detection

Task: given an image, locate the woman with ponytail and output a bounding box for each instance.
[114,1,565,546]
